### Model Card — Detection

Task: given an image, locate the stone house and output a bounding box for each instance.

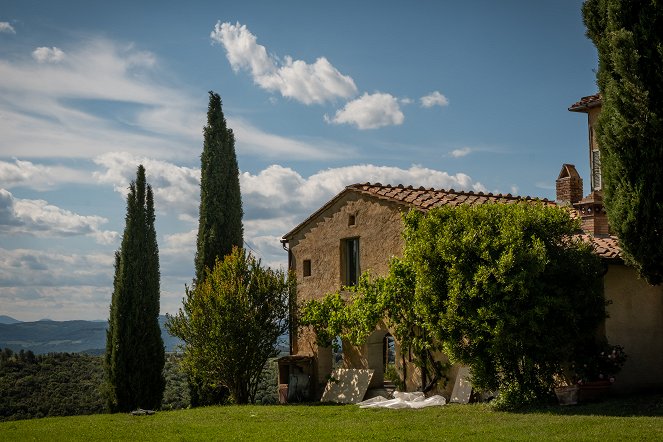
[279,94,663,400]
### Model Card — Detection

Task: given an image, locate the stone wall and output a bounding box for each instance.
[287,192,407,394]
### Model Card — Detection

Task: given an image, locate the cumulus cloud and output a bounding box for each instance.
[0,22,15,34]
[211,21,357,105]
[0,188,117,244]
[0,158,91,190]
[325,92,404,129]
[93,152,201,217]
[241,163,486,226]
[32,46,66,63]
[449,147,472,158]
[0,247,114,321]
[420,91,449,108]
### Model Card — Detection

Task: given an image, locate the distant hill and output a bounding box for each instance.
[0,316,182,354]
[0,315,21,325]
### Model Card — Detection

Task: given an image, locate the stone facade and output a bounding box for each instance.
[284,190,408,397]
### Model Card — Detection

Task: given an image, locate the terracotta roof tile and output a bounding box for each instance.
[283,182,622,260]
[579,234,622,260]
[569,94,602,112]
[348,182,554,210]
[347,183,621,260]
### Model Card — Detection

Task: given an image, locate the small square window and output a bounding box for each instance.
[303,259,311,277]
[348,214,356,226]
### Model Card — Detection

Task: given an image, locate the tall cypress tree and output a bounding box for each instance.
[195,91,243,283]
[583,0,663,284]
[106,165,165,412]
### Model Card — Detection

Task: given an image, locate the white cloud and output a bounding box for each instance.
[0,158,91,190]
[0,188,117,244]
[0,39,206,159]
[0,22,15,34]
[325,92,404,129]
[420,91,449,108]
[241,163,486,228]
[0,247,114,321]
[211,21,357,105]
[93,152,201,217]
[449,147,472,158]
[32,46,66,63]
[0,38,349,161]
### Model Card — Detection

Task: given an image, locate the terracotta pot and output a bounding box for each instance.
[577,380,612,403]
[555,380,612,405]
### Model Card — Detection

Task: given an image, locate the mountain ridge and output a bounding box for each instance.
[0,315,182,354]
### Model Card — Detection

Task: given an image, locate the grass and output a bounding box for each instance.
[1,395,662,441]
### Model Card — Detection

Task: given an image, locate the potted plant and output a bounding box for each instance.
[554,342,627,405]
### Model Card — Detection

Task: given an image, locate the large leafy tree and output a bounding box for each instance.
[167,247,293,404]
[195,91,243,284]
[403,204,605,406]
[106,165,165,412]
[583,0,663,284]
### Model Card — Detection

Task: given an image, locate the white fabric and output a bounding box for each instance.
[357,391,447,409]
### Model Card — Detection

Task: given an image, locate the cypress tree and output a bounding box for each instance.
[106,165,165,412]
[583,0,663,284]
[195,91,244,284]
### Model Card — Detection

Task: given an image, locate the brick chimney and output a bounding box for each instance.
[573,191,609,237]
[556,164,583,206]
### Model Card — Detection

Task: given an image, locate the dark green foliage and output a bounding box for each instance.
[106,165,165,412]
[0,351,105,421]
[195,91,243,284]
[403,204,605,407]
[0,350,192,421]
[161,353,191,411]
[583,0,663,284]
[167,247,293,404]
[254,359,279,405]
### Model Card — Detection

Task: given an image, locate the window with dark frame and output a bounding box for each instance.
[303,259,311,277]
[342,237,360,287]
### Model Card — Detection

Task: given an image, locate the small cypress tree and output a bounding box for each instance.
[106,165,165,412]
[194,91,243,283]
[583,0,663,284]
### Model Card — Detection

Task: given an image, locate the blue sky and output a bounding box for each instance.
[0,1,598,321]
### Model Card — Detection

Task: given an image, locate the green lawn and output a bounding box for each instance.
[1,396,662,441]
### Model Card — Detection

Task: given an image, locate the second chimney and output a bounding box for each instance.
[556,164,583,206]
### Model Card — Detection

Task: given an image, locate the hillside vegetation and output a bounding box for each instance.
[0,350,278,421]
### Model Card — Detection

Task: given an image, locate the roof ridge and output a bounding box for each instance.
[348,182,550,202]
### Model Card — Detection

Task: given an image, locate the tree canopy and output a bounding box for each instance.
[105,165,165,412]
[167,247,293,404]
[583,0,663,284]
[195,91,243,284]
